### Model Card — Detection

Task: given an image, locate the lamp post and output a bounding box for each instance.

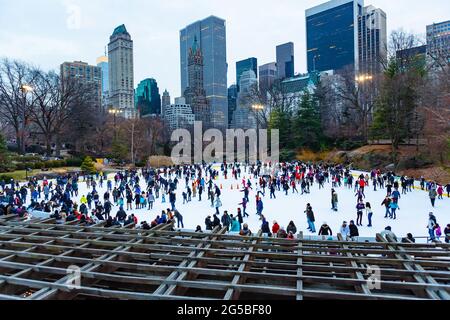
[108,107,122,139]
[252,104,264,163]
[355,74,373,142]
[20,84,33,155]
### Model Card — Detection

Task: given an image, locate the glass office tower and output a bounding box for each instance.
[180,16,228,130]
[135,78,161,117]
[236,57,258,92]
[276,42,295,79]
[306,0,363,73]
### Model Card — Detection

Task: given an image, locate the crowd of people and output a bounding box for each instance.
[0,161,449,244]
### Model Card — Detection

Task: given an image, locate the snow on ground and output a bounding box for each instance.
[25,166,450,241]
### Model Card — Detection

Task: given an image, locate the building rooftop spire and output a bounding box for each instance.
[192,36,199,53]
[112,24,129,36]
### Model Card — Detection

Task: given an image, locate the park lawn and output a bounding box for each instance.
[4,167,81,181]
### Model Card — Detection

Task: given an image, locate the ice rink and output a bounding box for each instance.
[26,166,450,241]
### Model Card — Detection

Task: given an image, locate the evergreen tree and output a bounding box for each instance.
[371,59,421,164]
[80,156,96,174]
[0,134,14,172]
[268,108,294,151]
[111,136,128,162]
[293,90,325,151]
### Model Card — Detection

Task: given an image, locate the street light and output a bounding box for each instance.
[21,84,34,93]
[20,84,34,154]
[355,74,373,83]
[108,107,122,138]
[252,104,264,163]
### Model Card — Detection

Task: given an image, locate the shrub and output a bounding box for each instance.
[80,156,96,174]
[66,158,83,167]
[0,174,14,183]
[148,156,174,168]
[397,155,433,170]
[11,155,42,163]
[135,160,147,168]
[280,150,296,162]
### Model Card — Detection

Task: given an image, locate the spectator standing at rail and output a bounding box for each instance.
[305,203,316,233]
[427,213,437,241]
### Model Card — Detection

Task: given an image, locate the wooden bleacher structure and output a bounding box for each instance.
[0,214,448,300]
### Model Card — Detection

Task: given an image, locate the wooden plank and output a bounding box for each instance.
[297,232,303,300]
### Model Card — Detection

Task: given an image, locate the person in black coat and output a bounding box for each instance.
[349,220,359,239]
[287,221,297,235]
[237,208,243,225]
[318,223,332,236]
[261,220,272,237]
[103,200,112,217]
[221,211,231,230]
[212,214,221,229]
[205,216,213,230]
[95,210,104,221]
[116,206,127,223]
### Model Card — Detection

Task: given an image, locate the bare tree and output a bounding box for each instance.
[332,66,379,143]
[28,70,99,156]
[0,58,38,153]
[420,66,450,164]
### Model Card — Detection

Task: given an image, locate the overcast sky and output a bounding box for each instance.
[0,0,448,98]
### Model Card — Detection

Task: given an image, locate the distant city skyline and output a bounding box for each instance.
[0,0,448,98]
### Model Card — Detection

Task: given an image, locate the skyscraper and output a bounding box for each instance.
[426,20,450,69]
[236,57,258,92]
[135,78,161,117]
[183,37,210,127]
[108,24,135,119]
[227,85,238,127]
[358,5,387,75]
[306,0,386,75]
[239,70,258,93]
[60,61,102,107]
[161,89,171,118]
[306,0,363,73]
[259,62,277,93]
[276,42,295,79]
[231,70,258,130]
[180,15,228,130]
[96,55,109,109]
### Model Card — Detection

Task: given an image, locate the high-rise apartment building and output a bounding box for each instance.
[276,42,295,79]
[259,62,277,93]
[161,89,171,118]
[180,15,228,130]
[60,61,102,107]
[108,24,135,118]
[426,20,450,69]
[164,97,195,131]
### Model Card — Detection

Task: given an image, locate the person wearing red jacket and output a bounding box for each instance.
[437,185,444,199]
[272,221,280,235]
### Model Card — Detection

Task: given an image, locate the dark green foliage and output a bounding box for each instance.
[110,137,128,162]
[370,58,423,164]
[0,135,14,172]
[292,91,325,152]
